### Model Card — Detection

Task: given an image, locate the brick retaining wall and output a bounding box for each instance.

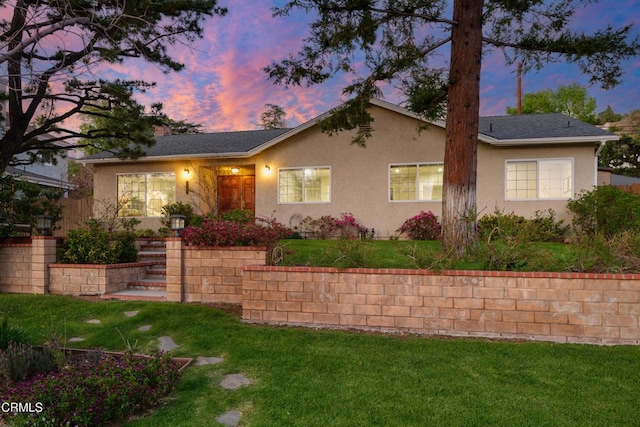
[181,246,267,304]
[49,263,150,295]
[0,243,33,293]
[242,266,640,345]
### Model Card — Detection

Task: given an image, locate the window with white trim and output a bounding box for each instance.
[117,173,176,217]
[389,163,443,201]
[505,159,573,200]
[278,167,330,203]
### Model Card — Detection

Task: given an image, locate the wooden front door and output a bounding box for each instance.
[218,175,255,214]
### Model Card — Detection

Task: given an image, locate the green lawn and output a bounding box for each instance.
[2,294,640,426]
[276,239,571,270]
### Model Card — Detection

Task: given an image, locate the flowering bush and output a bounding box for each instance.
[301,213,367,239]
[181,216,292,248]
[1,350,181,426]
[397,211,442,240]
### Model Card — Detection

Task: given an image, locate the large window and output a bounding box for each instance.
[389,163,443,201]
[505,159,573,200]
[278,167,330,203]
[117,173,176,217]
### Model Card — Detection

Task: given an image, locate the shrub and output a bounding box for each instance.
[324,239,372,269]
[335,212,367,239]
[478,208,568,243]
[0,315,30,350]
[472,236,559,272]
[61,220,138,264]
[529,209,569,242]
[221,209,254,223]
[567,185,640,238]
[301,215,338,239]
[397,211,442,240]
[1,351,181,426]
[0,342,57,385]
[181,216,292,249]
[160,201,197,230]
[567,231,640,273]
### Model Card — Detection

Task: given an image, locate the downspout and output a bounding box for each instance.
[594,140,607,186]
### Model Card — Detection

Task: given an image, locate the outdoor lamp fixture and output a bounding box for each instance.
[36,215,53,236]
[264,164,271,173]
[169,214,186,237]
[183,168,190,194]
[231,167,240,175]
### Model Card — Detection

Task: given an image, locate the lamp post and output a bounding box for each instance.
[35,215,54,236]
[169,214,186,237]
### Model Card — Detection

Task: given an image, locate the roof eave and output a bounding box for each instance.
[82,151,255,165]
[482,135,620,146]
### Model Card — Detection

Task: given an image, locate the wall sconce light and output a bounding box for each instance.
[169,214,186,237]
[231,167,240,175]
[36,215,53,236]
[183,168,190,194]
[264,164,271,172]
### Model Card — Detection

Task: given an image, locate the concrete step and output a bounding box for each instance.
[127,278,166,290]
[102,289,167,302]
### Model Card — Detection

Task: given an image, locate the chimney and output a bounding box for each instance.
[154,124,172,136]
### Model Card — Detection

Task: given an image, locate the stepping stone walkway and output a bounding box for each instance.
[137,324,152,332]
[216,410,242,427]
[217,374,252,426]
[86,319,101,324]
[158,336,179,351]
[124,310,139,317]
[196,356,224,365]
[68,337,85,342]
[220,373,251,390]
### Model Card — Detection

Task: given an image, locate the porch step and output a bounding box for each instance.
[102,289,167,302]
[105,239,168,301]
[127,278,167,291]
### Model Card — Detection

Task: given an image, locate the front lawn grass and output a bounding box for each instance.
[277,239,571,270]
[2,294,640,426]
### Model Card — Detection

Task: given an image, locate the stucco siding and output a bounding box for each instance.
[90,104,600,236]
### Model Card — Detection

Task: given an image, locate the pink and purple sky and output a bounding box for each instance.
[113,1,640,132]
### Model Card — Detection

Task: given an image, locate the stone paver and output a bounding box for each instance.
[124,310,139,317]
[68,337,85,342]
[220,374,251,390]
[158,336,178,351]
[196,356,224,365]
[137,325,152,332]
[216,410,241,426]
[86,319,101,324]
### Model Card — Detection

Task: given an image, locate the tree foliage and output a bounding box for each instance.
[599,114,640,177]
[260,104,287,129]
[506,83,597,123]
[0,0,227,172]
[265,0,640,255]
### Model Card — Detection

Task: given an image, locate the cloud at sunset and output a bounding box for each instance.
[57,0,640,133]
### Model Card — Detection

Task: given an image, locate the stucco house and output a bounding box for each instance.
[83,98,619,238]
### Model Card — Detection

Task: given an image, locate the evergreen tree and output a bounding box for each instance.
[265,0,640,255]
[0,1,227,171]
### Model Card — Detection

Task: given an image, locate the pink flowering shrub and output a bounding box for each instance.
[301,213,367,239]
[1,349,180,426]
[181,216,292,248]
[397,211,442,240]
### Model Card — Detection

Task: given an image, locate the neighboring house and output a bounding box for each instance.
[5,155,72,193]
[83,99,619,238]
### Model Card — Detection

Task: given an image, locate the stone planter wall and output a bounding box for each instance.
[242,266,640,345]
[178,245,268,304]
[0,242,33,293]
[48,263,150,296]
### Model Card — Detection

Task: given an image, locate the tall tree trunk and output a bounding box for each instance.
[441,0,484,257]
